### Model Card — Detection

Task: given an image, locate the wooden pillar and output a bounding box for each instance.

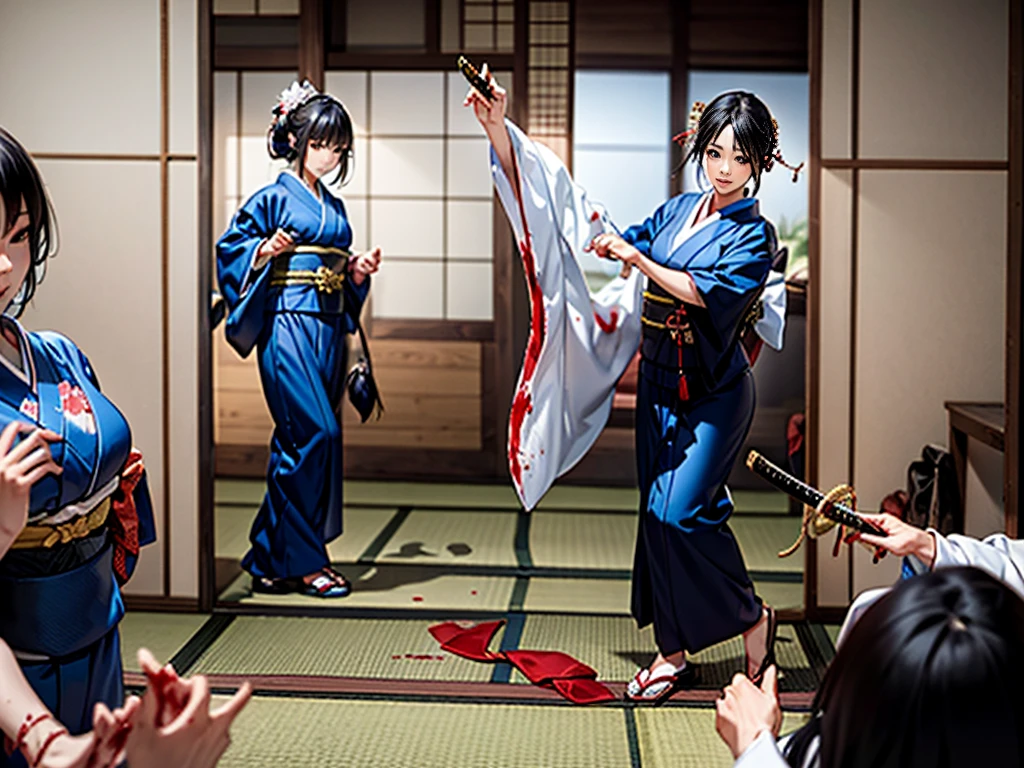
[299,0,325,88]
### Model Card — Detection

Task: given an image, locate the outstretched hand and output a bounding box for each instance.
[853,512,937,567]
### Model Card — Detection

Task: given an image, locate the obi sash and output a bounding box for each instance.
[0,543,122,659]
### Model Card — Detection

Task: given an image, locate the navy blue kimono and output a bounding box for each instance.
[623,192,775,655]
[216,171,369,580]
[0,319,155,762]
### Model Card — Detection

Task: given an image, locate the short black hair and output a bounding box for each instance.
[784,567,1024,768]
[685,90,777,196]
[0,126,57,317]
[267,94,355,186]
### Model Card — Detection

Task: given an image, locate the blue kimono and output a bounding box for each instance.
[623,192,776,654]
[216,171,369,580]
[0,319,155,762]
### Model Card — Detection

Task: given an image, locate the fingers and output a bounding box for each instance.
[210,682,253,728]
[19,459,63,487]
[759,665,778,697]
[856,532,887,549]
[0,421,32,457]
[93,701,115,736]
[164,676,212,735]
[2,428,60,467]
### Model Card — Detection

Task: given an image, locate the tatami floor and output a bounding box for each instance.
[120,480,836,767]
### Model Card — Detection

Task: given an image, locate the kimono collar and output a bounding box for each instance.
[279,170,326,211]
[715,196,760,222]
[0,315,35,391]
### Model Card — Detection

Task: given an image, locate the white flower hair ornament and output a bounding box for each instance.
[273,79,320,122]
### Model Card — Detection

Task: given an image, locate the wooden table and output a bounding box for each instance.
[945,401,1007,534]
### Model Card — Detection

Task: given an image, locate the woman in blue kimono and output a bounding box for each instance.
[590,92,784,701]
[0,126,156,764]
[217,81,381,598]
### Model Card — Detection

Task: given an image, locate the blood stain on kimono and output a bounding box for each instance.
[593,308,619,334]
[508,237,546,487]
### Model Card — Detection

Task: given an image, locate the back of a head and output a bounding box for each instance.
[789,567,1024,768]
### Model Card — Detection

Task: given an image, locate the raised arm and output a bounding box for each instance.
[464,65,515,190]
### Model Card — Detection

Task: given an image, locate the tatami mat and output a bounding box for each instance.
[522,577,633,615]
[334,481,522,510]
[216,505,399,563]
[530,512,636,570]
[636,708,810,767]
[521,576,804,615]
[119,612,208,672]
[824,624,840,650]
[731,489,791,514]
[190,616,499,682]
[381,509,519,567]
[754,580,805,611]
[217,479,788,515]
[512,614,654,684]
[219,565,516,612]
[215,697,632,768]
[511,615,817,692]
[731,517,804,573]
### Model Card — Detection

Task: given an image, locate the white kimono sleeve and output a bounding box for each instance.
[836,530,1024,648]
[492,120,642,510]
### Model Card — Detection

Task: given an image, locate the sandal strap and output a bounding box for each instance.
[309,574,336,593]
[322,567,351,588]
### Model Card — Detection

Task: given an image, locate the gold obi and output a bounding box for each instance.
[11,498,112,550]
[269,246,352,295]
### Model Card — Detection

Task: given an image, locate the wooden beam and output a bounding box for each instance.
[669,0,689,196]
[326,52,515,70]
[198,0,216,613]
[371,319,494,342]
[299,0,325,88]
[1007,0,1022,538]
[804,0,823,620]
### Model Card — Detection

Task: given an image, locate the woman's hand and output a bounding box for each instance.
[127,649,252,768]
[854,512,937,567]
[0,422,62,557]
[15,694,137,768]
[463,64,507,134]
[257,228,294,260]
[350,247,381,287]
[585,233,643,268]
[715,666,782,759]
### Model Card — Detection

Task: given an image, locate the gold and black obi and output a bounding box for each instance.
[267,245,351,315]
[640,282,705,401]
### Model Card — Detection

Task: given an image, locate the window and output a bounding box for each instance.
[572,70,671,292]
[325,70,510,321]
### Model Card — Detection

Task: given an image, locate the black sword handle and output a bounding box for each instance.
[457,55,496,102]
[745,451,887,537]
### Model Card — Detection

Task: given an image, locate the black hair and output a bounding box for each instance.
[267,94,355,186]
[784,567,1024,768]
[0,126,57,317]
[684,90,778,196]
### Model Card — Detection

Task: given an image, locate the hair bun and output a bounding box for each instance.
[267,117,293,160]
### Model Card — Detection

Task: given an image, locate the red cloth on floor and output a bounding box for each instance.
[429,620,504,662]
[429,621,616,705]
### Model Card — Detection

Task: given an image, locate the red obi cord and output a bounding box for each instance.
[110,449,145,583]
[428,621,615,705]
